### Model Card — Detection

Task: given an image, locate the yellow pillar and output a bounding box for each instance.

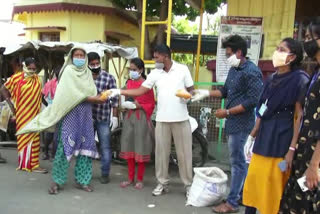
[195,0,204,83]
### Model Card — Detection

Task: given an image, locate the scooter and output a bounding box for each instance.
[108,116,208,167]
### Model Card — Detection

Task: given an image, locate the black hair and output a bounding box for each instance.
[309,17,320,39]
[282,37,303,71]
[71,48,85,57]
[222,35,248,57]
[87,52,100,62]
[153,44,171,58]
[24,57,36,66]
[130,57,146,79]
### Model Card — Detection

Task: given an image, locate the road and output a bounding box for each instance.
[0,147,245,214]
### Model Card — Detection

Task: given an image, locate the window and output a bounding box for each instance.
[39,32,60,42]
[106,36,120,45]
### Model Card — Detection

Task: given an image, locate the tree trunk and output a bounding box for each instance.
[155,0,168,45]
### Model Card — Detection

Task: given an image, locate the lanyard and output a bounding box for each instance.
[307,71,320,96]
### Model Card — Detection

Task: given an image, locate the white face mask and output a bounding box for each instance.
[226,54,241,67]
[155,62,164,69]
[272,50,292,68]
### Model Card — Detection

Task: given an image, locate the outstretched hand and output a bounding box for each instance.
[191,89,210,102]
[109,89,121,98]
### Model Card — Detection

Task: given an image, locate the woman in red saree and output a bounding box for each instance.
[1,57,47,173]
[119,58,155,189]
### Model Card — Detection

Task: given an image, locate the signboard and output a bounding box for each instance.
[216,16,263,82]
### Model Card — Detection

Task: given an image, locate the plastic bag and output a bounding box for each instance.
[187,167,228,207]
[189,116,198,133]
[244,135,255,163]
[0,101,12,132]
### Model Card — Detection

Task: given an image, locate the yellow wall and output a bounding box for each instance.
[22,11,107,42]
[190,66,213,90]
[70,12,105,42]
[104,14,139,47]
[227,0,297,59]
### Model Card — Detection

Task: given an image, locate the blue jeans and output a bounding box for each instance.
[94,120,111,176]
[226,132,249,208]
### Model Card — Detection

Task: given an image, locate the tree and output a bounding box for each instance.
[111,0,223,59]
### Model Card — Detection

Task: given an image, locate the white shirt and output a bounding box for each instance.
[142,61,194,122]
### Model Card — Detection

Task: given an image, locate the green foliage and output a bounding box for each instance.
[111,0,223,19]
[172,18,198,34]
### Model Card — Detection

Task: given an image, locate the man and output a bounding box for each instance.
[192,35,263,213]
[110,44,194,197]
[0,152,6,163]
[88,52,119,184]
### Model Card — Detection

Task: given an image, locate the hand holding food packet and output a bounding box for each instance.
[99,90,112,101]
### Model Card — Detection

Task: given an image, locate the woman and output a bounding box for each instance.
[41,68,59,160]
[1,57,47,173]
[17,47,105,194]
[119,58,155,189]
[242,38,309,214]
[279,19,320,214]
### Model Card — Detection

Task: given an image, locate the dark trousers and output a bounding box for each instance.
[245,206,256,214]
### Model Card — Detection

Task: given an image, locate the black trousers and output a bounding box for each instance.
[245,206,256,214]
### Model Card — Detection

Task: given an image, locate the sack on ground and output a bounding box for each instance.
[187,167,228,207]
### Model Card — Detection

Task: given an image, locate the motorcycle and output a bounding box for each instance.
[108,116,208,167]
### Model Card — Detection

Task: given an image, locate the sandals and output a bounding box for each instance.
[134,182,144,190]
[33,167,48,174]
[120,181,134,188]
[48,183,60,195]
[74,183,94,192]
[212,202,239,213]
[120,181,144,189]
[41,153,50,160]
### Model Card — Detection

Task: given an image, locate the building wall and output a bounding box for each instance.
[227,0,297,59]
[23,11,110,42]
[26,11,70,41]
[69,12,105,42]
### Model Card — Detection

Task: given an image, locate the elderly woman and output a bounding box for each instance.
[17,47,106,194]
[279,19,320,214]
[243,38,309,214]
[1,57,47,173]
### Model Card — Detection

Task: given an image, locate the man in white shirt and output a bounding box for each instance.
[110,44,194,197]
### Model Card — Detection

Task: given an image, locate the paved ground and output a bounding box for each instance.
[0,147,245,214]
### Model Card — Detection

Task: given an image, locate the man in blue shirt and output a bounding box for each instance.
[192,35,263,213]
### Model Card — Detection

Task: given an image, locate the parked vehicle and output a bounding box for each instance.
[109,117,208,167]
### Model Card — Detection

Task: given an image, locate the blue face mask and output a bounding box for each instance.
[73,58,86,67]
[129,70,141,80]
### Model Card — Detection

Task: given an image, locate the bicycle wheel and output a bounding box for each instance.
[191,129,208,167]
[110,128,126,165]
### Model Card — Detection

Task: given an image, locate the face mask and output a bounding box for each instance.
[226,54,241,67]
[303,39,319,58]
[73,58,86,67]
[129,70,141,80]
[24,68,36,76]
[23,63,36,76]
[272,50,292,68]
[89,65,101,74]
[155,62,164,69]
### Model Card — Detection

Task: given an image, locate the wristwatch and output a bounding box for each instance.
[226,109,230,116]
